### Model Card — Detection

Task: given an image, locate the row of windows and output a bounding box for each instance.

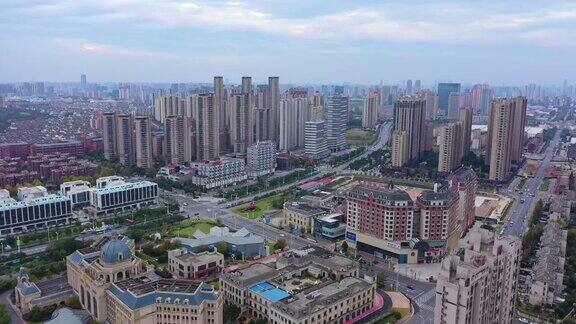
[0,201,71,227]
[98,185,157,208]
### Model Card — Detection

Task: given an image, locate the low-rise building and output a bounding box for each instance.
[0,186,73,236]
[88,176,158,216]
[247,140,276,178]
[189,158,247,189]
[283,202,327,234]
[176,226,266,259]
[313,212,346,239]
[528,221,567,306]
[107,277,223,324]
[220,246,373,324]
[168,248,224,279]
[15,270,73,314]
[300,190,338,209]
[60,180,91,208]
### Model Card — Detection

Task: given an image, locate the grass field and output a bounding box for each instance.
[171,219,215,238]
[346,128,377,146]
[539,179,550,191]
[232,194,282,219]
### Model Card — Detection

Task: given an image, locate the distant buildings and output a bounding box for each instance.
[434,229,521,324]
[391,96,427,166]
[486,97,527,181]
[437,83,461,115]
[361,92,378,128]
[246,140,276,178]
[459,107,473,158]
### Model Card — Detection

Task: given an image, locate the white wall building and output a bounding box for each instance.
[246,141,276,178]
[304,120,330,160]
[190,158,247,189]
[89,177,158,216]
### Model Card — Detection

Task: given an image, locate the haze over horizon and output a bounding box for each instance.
[1,0,576,85]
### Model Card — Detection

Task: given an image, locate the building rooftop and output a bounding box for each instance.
[348,185,412,204]
[283,202,327,218]
[0,194,70,212]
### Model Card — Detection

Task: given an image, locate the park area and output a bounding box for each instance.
[170,219,216,238]
[231,193,291,219]
[346,128,376,146]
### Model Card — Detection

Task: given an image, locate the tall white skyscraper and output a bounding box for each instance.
[325,90,348,152]
[305,120,330,160]
[279,98,308,151]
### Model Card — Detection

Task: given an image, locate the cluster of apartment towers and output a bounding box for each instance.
[392,95,526,181]
[100,77,352,168]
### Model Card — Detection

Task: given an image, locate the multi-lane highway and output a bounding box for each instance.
[501,125,562,237]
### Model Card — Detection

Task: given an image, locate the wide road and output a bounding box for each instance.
[501,124,562,237]
[223,121,393,207]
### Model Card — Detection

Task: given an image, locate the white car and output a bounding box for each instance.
[518,318,529,323]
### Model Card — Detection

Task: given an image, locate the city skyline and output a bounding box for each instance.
[1,1,576,84]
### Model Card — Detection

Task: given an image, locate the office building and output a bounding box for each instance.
[486,97,526,181]
[168,248,224,279]
[325,92,348,151]
[392,96,427,165]
[438,122,463,173]
[434,229,521,324]
[0,186,73,236]
[188,158,247,189]
[416,187,459,251]
[220,246,374,324]
[133,116,153,168]
[246,140,276,178]
[60,180,91,208]
[88,176,158,216]
[195,93,219,160]
[362,92,378,128]
[304,120,330,160]
[448,167,478,230]
[459,107,473,158]
[437,83,461,115]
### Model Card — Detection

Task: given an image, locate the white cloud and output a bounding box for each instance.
[4,0,576,47]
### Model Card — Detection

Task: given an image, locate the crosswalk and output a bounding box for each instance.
[414,289,436,312]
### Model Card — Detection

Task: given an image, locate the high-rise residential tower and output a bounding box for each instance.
[229,93,252,154]
[447,92,460,119]
[134,116,153,168]
[164,115,189,164]
[268,77,280,143]
[102,112,117,161]
[434,229,521,324]
[325,91,348,152]
[279,98,308,151]
[458,107,473,158]
[115,114,135,165]
[361,92,378,129]
[391,96,427,166]
[437,122,463,173]
[485,97,526,181]
[196,93,219,160]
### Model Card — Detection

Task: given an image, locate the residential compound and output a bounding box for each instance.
[220,246,375,324]
[345,180,471,263]
[66,235,222,323]
[434,229,521,324]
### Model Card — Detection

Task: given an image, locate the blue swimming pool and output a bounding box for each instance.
[249,281,291,302]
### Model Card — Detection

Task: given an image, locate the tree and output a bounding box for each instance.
[0,304,11,324]
[341,241,348,253]
[223,304,241,324]
[274,238,287,251]
[217,241,229,257]
[377,271,388,289]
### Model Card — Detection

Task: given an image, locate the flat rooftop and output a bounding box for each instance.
[284,202,326,217]
[175,252,221,264]
[115,277,201,296]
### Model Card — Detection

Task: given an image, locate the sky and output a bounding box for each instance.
[1,0,575,85]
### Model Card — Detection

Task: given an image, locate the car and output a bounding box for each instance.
[183,203,188,206]
[407,285,415,290]
[518,318,529,323]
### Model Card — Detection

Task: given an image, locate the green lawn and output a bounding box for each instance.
[171,219,215,238]
[539,179,550,191]
[346,128,376,146]
[232,194,282,219]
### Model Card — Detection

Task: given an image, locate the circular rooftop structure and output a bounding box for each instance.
[100,239,132,264]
